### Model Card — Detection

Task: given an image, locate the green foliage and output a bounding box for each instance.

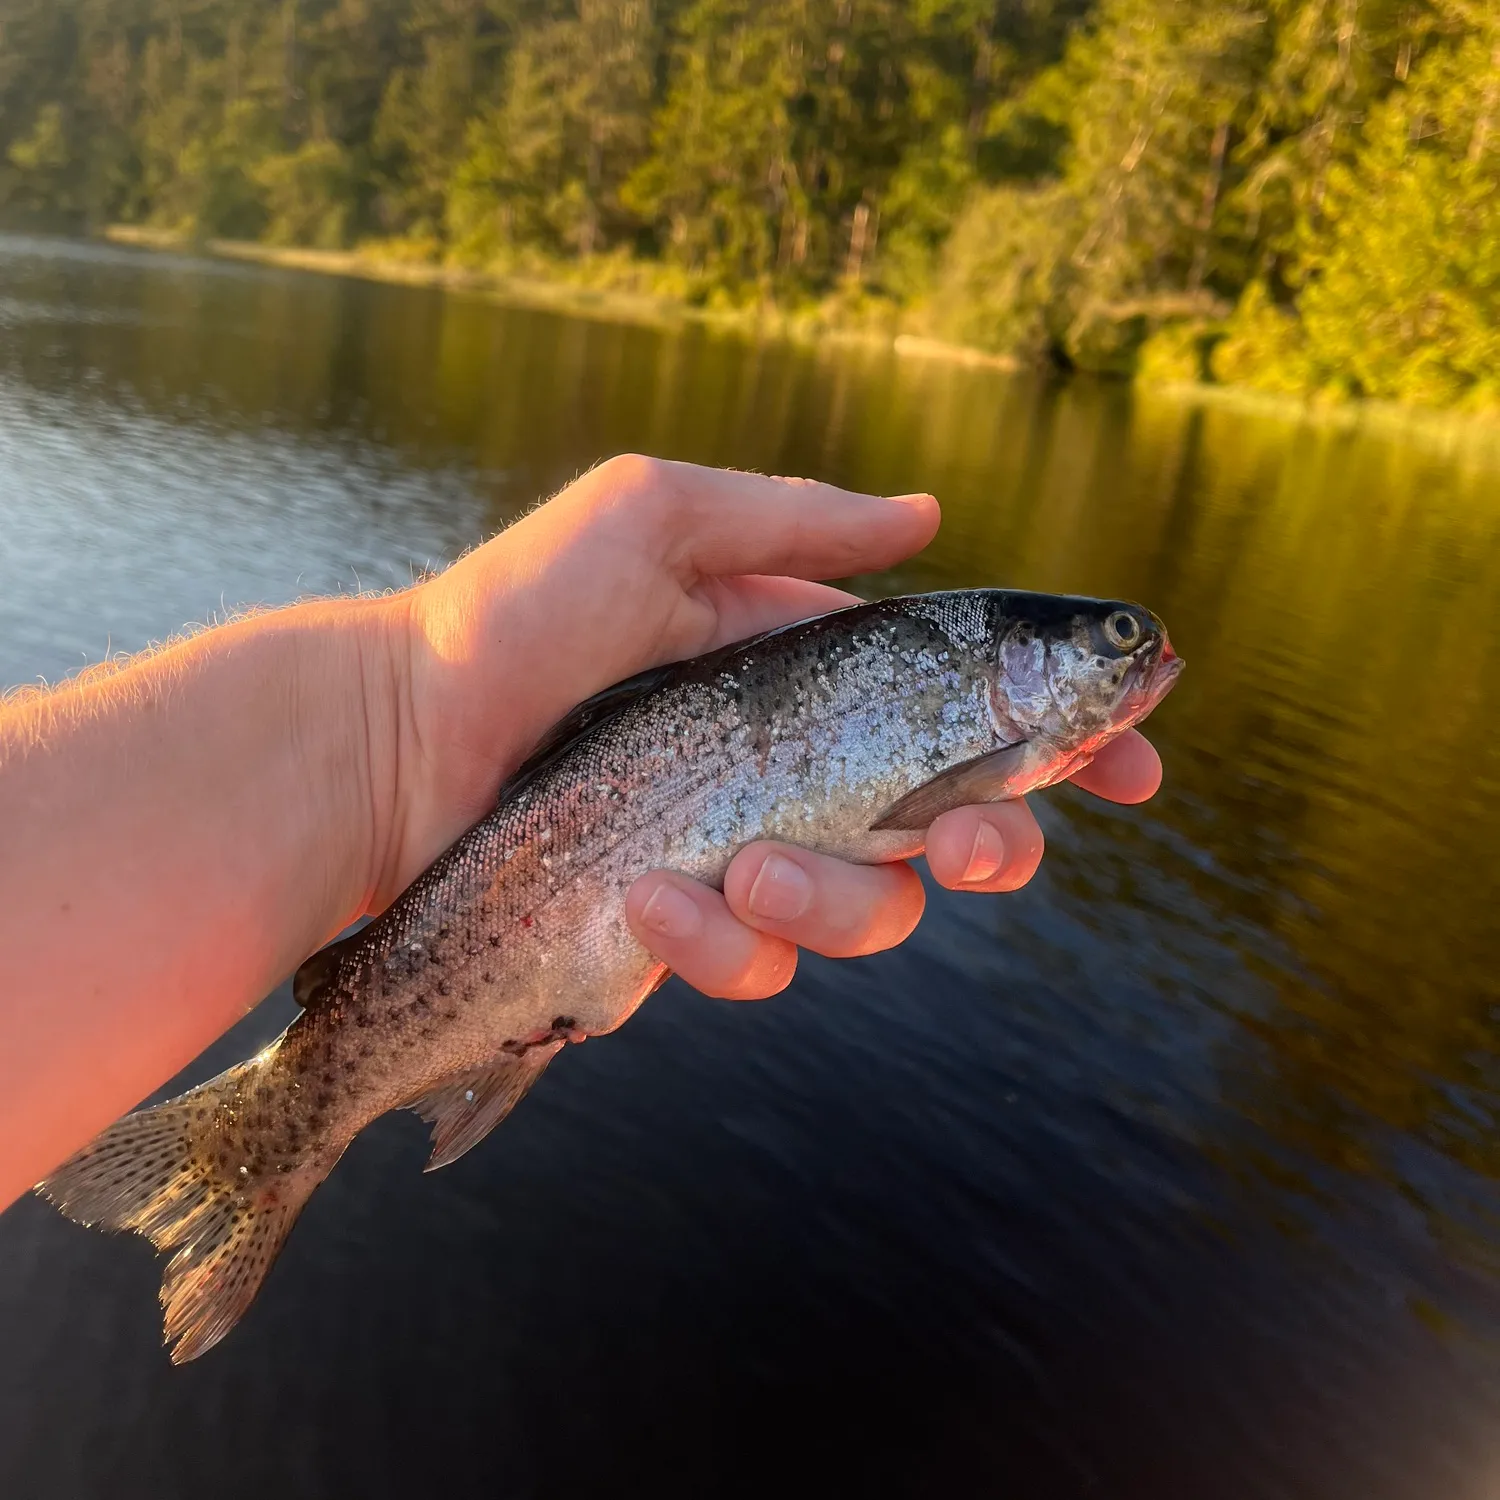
[925,181,1076,360]
[0,0,1496,409]
[256,137,356,247]
[1212,279,1319,393]
[1293,29,1500,409]
[1135,319,1224,384]
[7,100,69,177]
[931,0,1261,369]
[448,0,655,262]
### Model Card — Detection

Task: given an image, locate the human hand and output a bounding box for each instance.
[382,455,1161,993]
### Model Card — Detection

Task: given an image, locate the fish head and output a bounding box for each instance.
[986,592,1183,767]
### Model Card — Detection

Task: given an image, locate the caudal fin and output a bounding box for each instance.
[36,1060,325,1363]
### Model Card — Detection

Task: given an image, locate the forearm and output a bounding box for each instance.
[0,598,400,1208]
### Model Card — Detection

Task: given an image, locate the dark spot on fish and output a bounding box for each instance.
[551,1015,575,1031]
[355,1011,373,1028]
[488,933,503,947]
[359,1042,374,1058]
[501,1039,526,1057]
[437,980,451,997]
[321,1071,336,1087]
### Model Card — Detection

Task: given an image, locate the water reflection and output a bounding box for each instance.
[0,234,1497,1497]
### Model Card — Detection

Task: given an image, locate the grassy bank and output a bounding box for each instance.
[97,226,1500,457]
[102,225,1020,372]
[101,225,1022,369]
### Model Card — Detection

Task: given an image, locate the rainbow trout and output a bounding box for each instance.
[38,589,1181,1360]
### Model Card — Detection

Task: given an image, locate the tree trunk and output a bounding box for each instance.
[227,17,242,107]
[1466,43,1500,164]
[968,12,994,147]
[1189,118,1230,293]
[581,124,603,257]
[282,0,299,130]
[844,197,871,283]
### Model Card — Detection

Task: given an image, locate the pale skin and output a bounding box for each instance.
[0,456,1161,1213]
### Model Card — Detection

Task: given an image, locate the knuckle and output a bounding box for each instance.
[596,452,668,504]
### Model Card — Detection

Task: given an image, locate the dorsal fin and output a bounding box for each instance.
[291,927,368,1010]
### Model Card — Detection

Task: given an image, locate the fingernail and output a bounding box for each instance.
[962,821,1005,884]
[889,492,936,505]
[640,882,702,940]
[746,852,813,922]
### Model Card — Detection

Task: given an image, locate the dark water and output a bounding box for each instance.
[2,234,1499,1499]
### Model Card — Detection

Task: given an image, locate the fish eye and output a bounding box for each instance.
[1104,610,1143,651]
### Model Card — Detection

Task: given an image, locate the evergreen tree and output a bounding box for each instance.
[0,0,1493,410]
[1221,15,1500,406]
[447,0,657,261]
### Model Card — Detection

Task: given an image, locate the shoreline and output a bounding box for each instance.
[101,224,1020,369]
[97,226,1500,450]
[98,225,1022,370]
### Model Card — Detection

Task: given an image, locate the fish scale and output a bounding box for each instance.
[37,587,1181,1361]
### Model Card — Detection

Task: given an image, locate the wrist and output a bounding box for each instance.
[366,566,525,913]
[281,592,413,927]
[110,597,411,956]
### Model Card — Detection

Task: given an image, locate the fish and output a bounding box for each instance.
[36,588,1182,1361]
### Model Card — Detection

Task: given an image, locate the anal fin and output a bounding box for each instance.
[411,1042,564,1172]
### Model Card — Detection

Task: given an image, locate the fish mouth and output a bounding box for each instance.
[1115,632,1182,727]
[1143,635,1184,708]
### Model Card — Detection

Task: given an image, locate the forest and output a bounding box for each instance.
[0,0,1496,410]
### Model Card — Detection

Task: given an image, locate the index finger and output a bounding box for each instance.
[643,459,940,581]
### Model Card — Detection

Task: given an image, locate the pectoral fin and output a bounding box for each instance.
[411,1042,564,1172]
[871,742,1033,831]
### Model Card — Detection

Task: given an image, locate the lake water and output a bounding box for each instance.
[1,233,1498,1499]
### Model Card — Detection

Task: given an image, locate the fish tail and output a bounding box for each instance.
[36,1052,325,1363]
